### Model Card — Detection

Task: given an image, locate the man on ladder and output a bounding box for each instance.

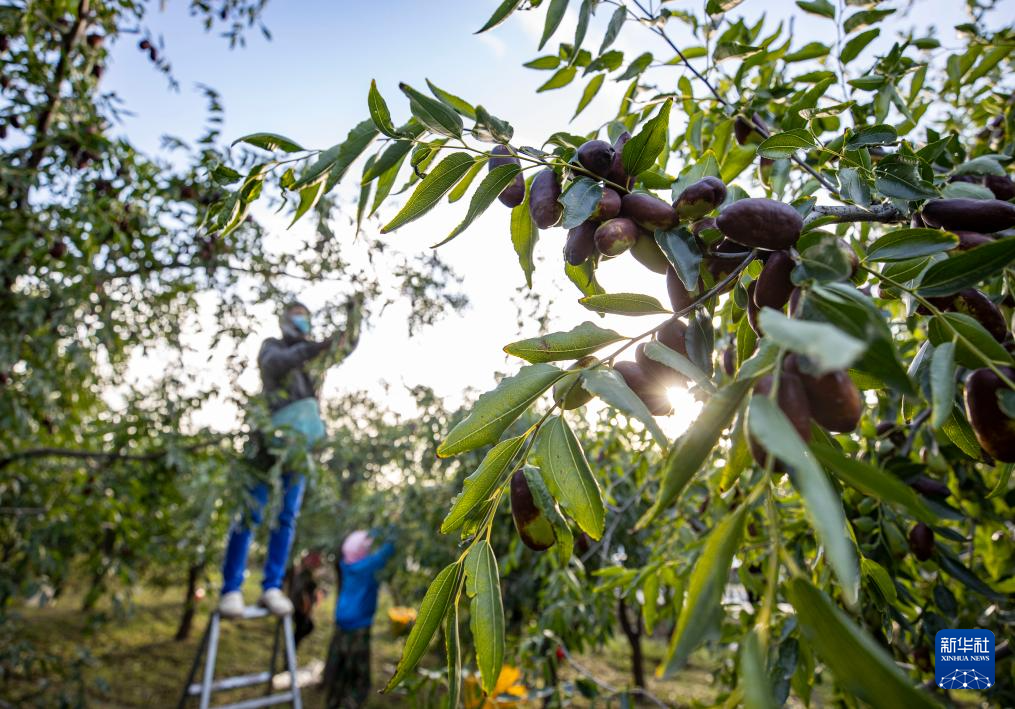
[220,298,361,617]
[180,298,362,709]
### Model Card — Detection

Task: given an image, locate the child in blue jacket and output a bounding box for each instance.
[323,530,395,709]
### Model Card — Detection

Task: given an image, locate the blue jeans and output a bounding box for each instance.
[221,472,306,594]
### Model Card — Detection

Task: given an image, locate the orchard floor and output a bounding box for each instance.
[9,584,721,708]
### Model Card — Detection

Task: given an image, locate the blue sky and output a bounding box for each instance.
[106,1,1003,429]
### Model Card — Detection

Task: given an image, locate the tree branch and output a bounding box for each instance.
[0,437,227,470]
[805,203,907,226]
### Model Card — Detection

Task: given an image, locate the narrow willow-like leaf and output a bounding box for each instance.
[622,99,672,176]
[441,434,527,532]
[660,504,746,675]
[579,292,670,316]
[445,602,461,709]
[917,238,1015,297]
[232,132,304,153]
[503,321,624,363]
[758,308,866,374]
[476,0,524,33]
[741,630,777,709]
[787,579,939,709]
[749,396,859,604]
[435,163,521,247]
[438,364,564,457]
[367,80,400,138]
[581,368,668,447]
[930,342,956,429]
[865,228,958,262]
[465,542,505,694]
[637,379,751,528]
[381,153,476,233]
[511,185,539,287]
[539,0,569,49]
[538,415,605,538]
[573,73,605,120]
[384,562,462,692]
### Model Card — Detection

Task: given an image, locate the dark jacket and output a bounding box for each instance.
[258,337,331,412]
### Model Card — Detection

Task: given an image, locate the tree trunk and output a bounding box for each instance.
[617,597,646,688]
[175,562,205,641]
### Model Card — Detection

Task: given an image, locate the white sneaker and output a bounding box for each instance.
[218,591,245,618]
[259,587,294,616]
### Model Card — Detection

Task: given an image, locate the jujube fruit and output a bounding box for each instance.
[909,475,950,499]
[908,522,935,561]
[984,174,1015,201]
[590,188,622,221]
[511,470,556,551]
[620,192,677,231]
[594,218,638,257]
[576,139,616,178]
[674,176,727,221]
[750,371,812,466]
[564,221,597,266]
[753,250,795,311]
[606,131,632,189]
[716,198,803,250]
[529,169,563,228]
[665,266,698,312]
[786,354,862,433]
[964,366,1015,462]
[954,231,993,250]
[629,230,669,273]
[490,145,525,207]
[635,342,684,387]
[613,361,672,416]
[734,115,761,145]
[928,288,1006,342]
[920,198,1015,233]
[656,317,688,355]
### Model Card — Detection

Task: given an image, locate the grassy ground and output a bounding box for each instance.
[6,582,722,708]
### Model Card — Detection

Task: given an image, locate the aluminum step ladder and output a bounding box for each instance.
[178,605,302,709]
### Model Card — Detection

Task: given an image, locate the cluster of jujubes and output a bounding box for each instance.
[749,354,864,468]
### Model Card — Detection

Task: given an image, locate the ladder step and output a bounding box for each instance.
[212,692,295,709]
[223,606,271,621]
[187,671,272,695]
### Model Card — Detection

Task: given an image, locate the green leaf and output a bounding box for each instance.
[643,341,716,394]
[942,182,995,200]
[810,444,934,524]
[504,321,624,363]
[538,65,577,92]
[565,260,604,297]
[623,100,672,176]
[538,416,605,538]
[784,42,830,63]
[637,379,751,528]
[787,579,938,709]
[706,0,745,13]
[617,51,653,80]
[953,156,1006,177]
[741,630,778,709]
[661,504,747,674]
[581,368,668,447]
[917,238,1015,297]
[363,123,424,181]
[465,542,505,694]
[384,562,462,692]
[758,309,866,374]
[655,227,702,293]
[600,5,626,53]
[796,0,834,19]
[840,28,878,63]
[560,177,604,229]
[757,129,816,159]
[861,558,897,604]
[292,119,378,190]
[572,0,591,61]
[874,161,939,200]
[447,158,486,203]
[930,342,956,429]
[426,79,477,120]
[438,364,564,457]
[445,604,461,709]
[721,143,758,183]
[714,43,761,61]
[573,73,605,120]
[524,55,561,70]
[476,0,524,33]
[435,163,521,246]
[749,396,859,604]
[927,313,1013,368]
[400,83,464,138]
[232,132,304,153]
[381,153,476,233]
[942,405,982,459]
[289,182,323,228]
[579,292,671,316]
[845,124,897,150]
[441,434,528,532]
[937,550,1005,601]
[866,228,958,262]
[511,189,539,288]
[843,8,895,33]
[539,0,569,49]
[367,80,400,138]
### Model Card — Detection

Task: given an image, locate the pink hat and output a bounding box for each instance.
[342,530,372,564]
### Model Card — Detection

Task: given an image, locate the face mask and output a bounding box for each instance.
[290,314,311,335]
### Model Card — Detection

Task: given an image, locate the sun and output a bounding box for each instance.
[659,385,704,439]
